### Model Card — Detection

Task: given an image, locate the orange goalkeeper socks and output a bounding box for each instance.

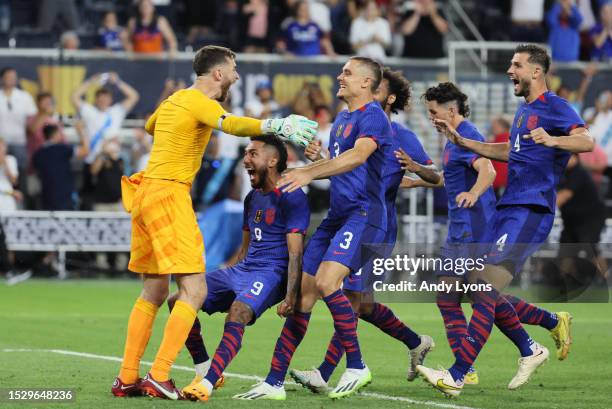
[150,300,197,382]
[119,297,159,384]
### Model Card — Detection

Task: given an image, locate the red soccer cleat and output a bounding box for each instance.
[111,377,143,397]
[139,373,185,400]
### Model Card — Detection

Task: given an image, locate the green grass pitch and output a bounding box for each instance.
[1,280,610,409]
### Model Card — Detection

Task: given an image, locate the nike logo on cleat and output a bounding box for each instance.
[148,378,178,400]
[436,379,461,390]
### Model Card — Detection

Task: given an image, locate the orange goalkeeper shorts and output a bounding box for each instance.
[123,174,205,275]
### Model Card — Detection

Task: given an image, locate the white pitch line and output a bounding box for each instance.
[2,348,480,409]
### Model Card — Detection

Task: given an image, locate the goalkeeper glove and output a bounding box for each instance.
[261,114,318,147]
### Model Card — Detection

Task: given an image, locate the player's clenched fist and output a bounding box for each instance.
[456,191,478,208]
[523,127,556,147]
[305,139,323,161]
[277,297,295,317]
[261,114,318,147]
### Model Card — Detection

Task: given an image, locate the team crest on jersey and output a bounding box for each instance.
[254,209,263,223]
[443,149,450,166]
[265,208,276,225]
[343,123,353,138]
[527,115,539,130]
[336,124,344,137]
[516,113,524,128]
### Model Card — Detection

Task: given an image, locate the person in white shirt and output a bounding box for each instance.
[510,0,546,42]
[71,72,139,165]
[0,67,37,170]
[350,0,391,61]
[0,138,21,211]
[245,79,280,119]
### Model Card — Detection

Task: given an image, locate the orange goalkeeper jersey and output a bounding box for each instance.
[144,88,263,184]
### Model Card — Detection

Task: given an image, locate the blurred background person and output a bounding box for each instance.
[546,0,583,62]
[243,0,270,53]
[277,0,335,56]
[96,11,129,52]
[489,116,510,198]
[401,0,448,59]
[0,67,36,178]
[59,31,80,50]
[510,0,546,43]
[590,2,612,61]
[38,0,78,33]
[245,79,280,119]
[349,0,391,61]
[0,138,21,212]
[126,0,177,54]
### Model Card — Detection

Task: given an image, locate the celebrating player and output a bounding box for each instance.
[235,56,392,400]
[288,67,439,393]
[167,136,310,402]
[416,44,593,397]
[112,45,317,400]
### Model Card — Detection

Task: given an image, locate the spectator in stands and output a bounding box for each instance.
[314,104,333,150]
[583,90,612,194]
[243,0,270,53]
[591,2,612,61]
[132,125,152,172]
[71,72,139,166]
[307,0,333,39]
[489,116,510,198]
[38,0,78,32]
[156,77,186,107]
[32,124,88,211]
[555,63,598,114]
[547,0,583,62]
[245,79,280,119]
[126,0,178,54]
[90,137,124,212]
[0,138,21,211]
[350,0,391,60]
[26,92,65,172]
[277,0,335,56]
[577,0,597,60]
[59,31,79,50]
[0,67,36,173]
[96,11,129,52]
[510,0,546,43]
[185,0,218,46]
[291,81,328,119]
[401,0,448,59]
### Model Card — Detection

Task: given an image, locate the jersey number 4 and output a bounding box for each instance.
[496,233,508,252]
[514,134,520,152]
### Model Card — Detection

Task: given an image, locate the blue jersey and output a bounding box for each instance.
[499,91,585,212]
[443,120,496,242]
[283,21,323,56]
[328,101,393,227]
[242,187,310,268]
[384,122,432,235]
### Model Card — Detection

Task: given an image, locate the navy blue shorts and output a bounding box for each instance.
[486,205,555,276]
[203,262,286,324]
[303,215,386,283]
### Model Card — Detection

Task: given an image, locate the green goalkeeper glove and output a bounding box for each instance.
[261,115,318,147]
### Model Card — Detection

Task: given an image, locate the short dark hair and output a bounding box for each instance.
[193,45,236,76]
[95,87,112,98]
[36,91,53,103]
[349,56,383,92]
[514,44,551,74]
[0,66,15,77]
[42,124,59,141]
[382,67,411,114]
[422,82,470,118]
[250,135,288,174]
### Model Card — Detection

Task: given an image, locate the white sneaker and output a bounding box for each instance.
[416,365,464,397]
[328,366,371,399]
[233,382,286,400]
[508,344,549,390]
[407,335,435,381]
[289,368,329,393]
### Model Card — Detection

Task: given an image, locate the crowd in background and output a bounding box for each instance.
[0,0,607,62]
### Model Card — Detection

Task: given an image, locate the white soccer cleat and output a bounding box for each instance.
[407,335,435,381]
[232,382,286,401]
[328,366,372,399]
[289,368,329,393]
[416,365,464,397]
[508,344,550,390]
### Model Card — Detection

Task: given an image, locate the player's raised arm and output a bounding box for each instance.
[278,137,377,192]
[435,118,511,162]
[394,148,441,185]
[523,126,594,153]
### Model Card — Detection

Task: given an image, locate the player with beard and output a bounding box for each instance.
[168,136,310,401]
[287,67,440,392]
[417,44,593,397]
[235,56,392,401]
[113,45,317,400]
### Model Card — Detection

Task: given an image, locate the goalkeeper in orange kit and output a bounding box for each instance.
[111,45,317,400]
